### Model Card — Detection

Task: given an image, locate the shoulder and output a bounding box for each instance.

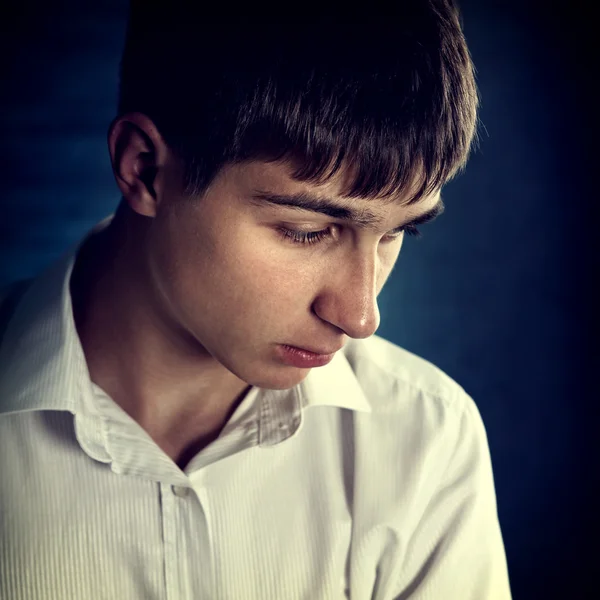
[340,333,496,452]
[341,334,473,418]
[340,335,494,497]
[0,279,33,342]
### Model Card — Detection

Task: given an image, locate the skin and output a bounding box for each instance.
[70,112,441,467]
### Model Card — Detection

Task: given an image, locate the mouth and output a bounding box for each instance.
[287,344,341,356]
[276,344,340,368]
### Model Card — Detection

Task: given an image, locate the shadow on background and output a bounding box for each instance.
[0,2,596,598]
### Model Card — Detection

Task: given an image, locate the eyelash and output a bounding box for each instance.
[278,225,422,246]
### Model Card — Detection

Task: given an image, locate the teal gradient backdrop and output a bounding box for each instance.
[1,4,595,598]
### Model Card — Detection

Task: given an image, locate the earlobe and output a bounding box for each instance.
[107,114,161,218]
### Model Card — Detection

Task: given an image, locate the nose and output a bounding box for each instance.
[312,250,381,339]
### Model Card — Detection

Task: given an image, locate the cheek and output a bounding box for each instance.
[222,242,320,314]
[145,212,221,315]
[151,208,327,326]
[186,228,321,323]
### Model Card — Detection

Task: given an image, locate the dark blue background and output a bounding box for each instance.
[1,3,596,598]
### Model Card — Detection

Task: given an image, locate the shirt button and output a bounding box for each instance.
[172,485,190,498]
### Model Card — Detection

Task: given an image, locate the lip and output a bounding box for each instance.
[276,344,339,368]
[293,344,342,355]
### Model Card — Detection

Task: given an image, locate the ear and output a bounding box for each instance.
[107,112,172,218]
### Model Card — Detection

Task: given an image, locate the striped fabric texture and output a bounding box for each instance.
[0,222,512,599]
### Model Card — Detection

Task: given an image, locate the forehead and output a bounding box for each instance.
[225,160,441,220]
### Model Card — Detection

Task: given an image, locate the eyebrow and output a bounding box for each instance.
[250,190,445,232]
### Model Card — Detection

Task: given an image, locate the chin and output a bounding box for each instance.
[240,364,312,391]
[215,347,313,391]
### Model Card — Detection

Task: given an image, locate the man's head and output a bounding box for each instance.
[105,4,478,390]
[116,3,478,203]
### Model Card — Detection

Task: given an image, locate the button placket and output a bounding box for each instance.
[172,485,190,498]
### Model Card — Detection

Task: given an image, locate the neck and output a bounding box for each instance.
[70,210,250,459]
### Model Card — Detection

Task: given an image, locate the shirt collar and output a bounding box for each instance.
[299,349,372,413]
[0,217,372,419]
[0,240,87,416]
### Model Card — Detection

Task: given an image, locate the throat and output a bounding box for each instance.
[158,427,224,471]
[70,219,254,471]
[145,384,252,470]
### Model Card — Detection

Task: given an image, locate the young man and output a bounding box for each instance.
[0,3,512,599]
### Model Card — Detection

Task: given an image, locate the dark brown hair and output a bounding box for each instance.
[117,5,479,204]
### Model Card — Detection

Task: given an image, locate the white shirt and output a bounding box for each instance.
[0,220,512,600]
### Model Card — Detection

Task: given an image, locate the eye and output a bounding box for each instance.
[277,227,332,245]
[384,224,422,240]
[277,224,422,246]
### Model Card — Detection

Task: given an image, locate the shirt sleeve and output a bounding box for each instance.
[388,393,512,600]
